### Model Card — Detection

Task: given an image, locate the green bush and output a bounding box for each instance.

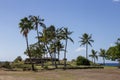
[2,61,12,69]
[76,56,90,66]
[11,61,24,68]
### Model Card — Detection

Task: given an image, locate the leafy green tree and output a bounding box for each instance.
[106,38,120,67]
[14,56,22,63]
[76,56,90,66]
[79,33,94,59]
[99,49,106,65]
[24,43,45,58]
[19,17,35,71]
[89,49,98,64]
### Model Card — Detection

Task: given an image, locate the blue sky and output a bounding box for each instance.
[0,0,120,63]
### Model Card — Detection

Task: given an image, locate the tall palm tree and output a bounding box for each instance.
[55,28,64,64]
[19,17,34,71]
[89,49,98,64]
[39,25,56,65]
[29,15,46,67]
[79,33,94,59]
[99,49,106,65]
[62,28,74,69]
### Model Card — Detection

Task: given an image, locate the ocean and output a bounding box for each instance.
[99,63,120,66]
[105,63,120,67]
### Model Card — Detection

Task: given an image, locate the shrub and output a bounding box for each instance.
[76,56,90,66]
[2,61,12,69]
[11,61,24,68]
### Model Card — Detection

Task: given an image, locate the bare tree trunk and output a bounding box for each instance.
[58,49,60,64]
[46,44,54,65]
[103,57,105,65]
[86,44,88,59]
[64,39,68,69]
[36,27,44,68]
[25,36,35,71]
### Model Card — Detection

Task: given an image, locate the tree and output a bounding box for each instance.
[89,49,98,64]
[39,25,57,66]
[99,49,106,65]
[19,17,35,71]
[14,56,22,63]
[24,43,45,58]
[29,15,46,67]
[29,15,46,41]
[76,56,90,66]
[55,28,64,64]
[106,38,120,67]
[55,40,64,64]
[79,33,94,59]
[62,28,74,69]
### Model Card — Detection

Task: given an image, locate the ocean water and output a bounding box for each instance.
[105,63,120,67]
[98,63,120,66]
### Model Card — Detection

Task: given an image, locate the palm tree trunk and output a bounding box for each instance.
[25,36,35,71]
[64,39,68,69]
[103,57,105,65]
[86,43,88,59]
[54,52,57,68]
[36,27,44,67]
[58,48,60,64]
[46,44,54,65]
[94,58,95,64]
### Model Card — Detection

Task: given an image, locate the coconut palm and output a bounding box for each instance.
[99,49,106,65]
[19,17,35,71]
[79,33,94,59]
[62,28,74,69]
[55,41,64,64]
[29,15,46,40]
[39,25,56,65]
[29,15,46,67]
[55,28,64,64]
[89,49,98,64]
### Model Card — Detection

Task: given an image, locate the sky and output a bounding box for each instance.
[0,0,120,63]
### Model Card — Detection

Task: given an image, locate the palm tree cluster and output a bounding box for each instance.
[79,33,107,65]
[19,15,120,70]
[19,15,73,70]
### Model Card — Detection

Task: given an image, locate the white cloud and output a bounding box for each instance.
[75,47,85,52]
[113,0,120,2]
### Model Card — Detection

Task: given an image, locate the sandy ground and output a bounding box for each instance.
[0,69,120,80]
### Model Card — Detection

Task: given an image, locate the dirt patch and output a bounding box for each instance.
[0,69,120,80]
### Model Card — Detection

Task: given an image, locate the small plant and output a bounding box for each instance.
[44,65,48,69]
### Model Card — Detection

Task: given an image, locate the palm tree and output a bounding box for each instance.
[55,28,64,64]
[39,25,56,65]
[99,49,106,65]
[79,33,94,59]
[19,17,34,71]
[29,15,46,67]
[29,15,46,39]
[62,28,74,69]
[89,49,98,64]
[56,41,64,64]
